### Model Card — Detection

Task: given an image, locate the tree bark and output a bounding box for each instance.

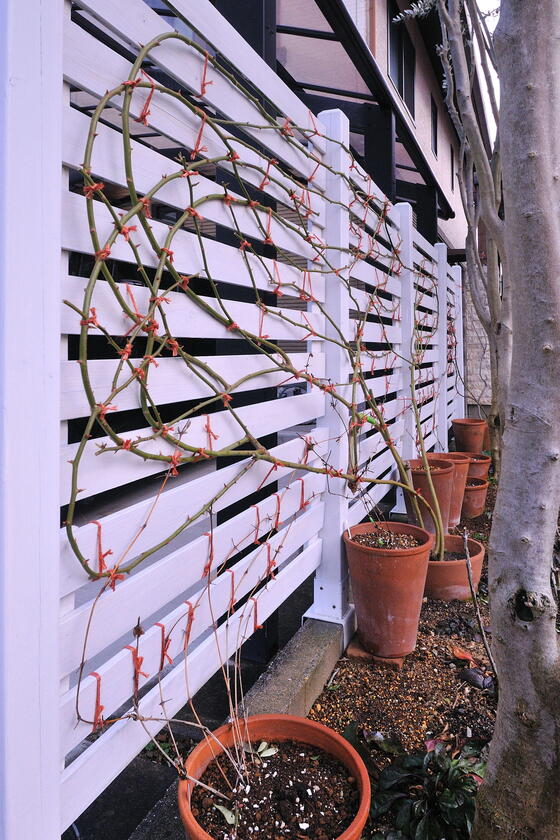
[472,2,560,838]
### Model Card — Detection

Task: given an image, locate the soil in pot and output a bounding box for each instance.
[427,452,470,529]
[191,740,359,840]
[425,534,484,601]
[463,452,491,481]
[404,458,454,535]
[452,418,487,454]
[462,478,489,519]
[350,528,421,550]
[344,522,433,658]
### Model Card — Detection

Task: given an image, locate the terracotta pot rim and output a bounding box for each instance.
[178,714,371,840]
[428,535,485,566]
[462,452,491,463]
[343,521,434,556]
[407,457,454,476]
[452,418,487,427]
[465,478,489,489]
[427,451,471,463]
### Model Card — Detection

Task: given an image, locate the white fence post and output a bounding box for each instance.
[0,1,62,838]
[435,242,449,450]
[452,264,466,417]
[394,203,416,463]
[305,109,354,646]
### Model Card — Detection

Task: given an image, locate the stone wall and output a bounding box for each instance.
[464,281,491,411]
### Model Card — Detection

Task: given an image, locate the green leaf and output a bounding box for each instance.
[214,804,238,826]
[259,746,279,757]
[415,812,444,840]
[370,791,407,818]
[256,741,268,754]
[395,798,413,832]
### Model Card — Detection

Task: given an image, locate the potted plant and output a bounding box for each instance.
[178,714,371,840]
[343,521,433,658]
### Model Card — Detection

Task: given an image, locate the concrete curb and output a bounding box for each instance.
[129,619,343,840]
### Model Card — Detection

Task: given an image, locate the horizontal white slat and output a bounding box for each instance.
[64,20,324,216]
[59,495,324,677]
[62,390,323,503]
[412,229,436,260]
[64,107,326,254]
[358,318,401,345]
[349,285,400,317]
[349,257,402,298]
[62,191,321,292]
[74,0,325,186]
[61,349,324,420]
[357,421,404,467]
[61,428,327,597]
[60,538,321,831]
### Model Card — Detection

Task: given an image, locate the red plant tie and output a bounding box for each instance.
[300,312,317,341]
[125,645,149,684]
[250,597,263,631]
[227,321,239,332]
[83,181,105,198]
[199,50,213,97]
[118,341,133,361]
[139,196,152,218]
[91,520,113,575]
[281,117,294,136]
[202,532,214,577]
[307,109,323,139]
[251,505,261,544]
[80,307,99,328]
[298,478,309,511]
[167,338,180,356]
[259,158,278,191]
[183,601,195,651]
[90,672,105,732]
[271,260,283,296]
[257,303,269,340]
[96,403,117,421]
[95,247,111,261]
[107,566,125,591]
[135,70,156,126]
[169,450,182,477]
[186,206,204,221]
[307,162,320,183]
[155,622,173,670]
[220,393,232,408]
[204,415,220,451]
[121,439,132,451]
[160,247,174,264]
[119,223,137,242]
[190,110,208,160]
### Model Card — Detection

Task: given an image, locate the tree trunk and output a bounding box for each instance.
[472,2,560,838]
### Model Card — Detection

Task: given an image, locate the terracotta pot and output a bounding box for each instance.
[452,418,487,453]
[343,522,433,658]
[462,477,489,518]
[463,451,491,481]
[178,714,371,840]
[404,458,454,535]
[426,452,470,529]
[425,534,485,600]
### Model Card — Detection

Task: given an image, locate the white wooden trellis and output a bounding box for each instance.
[0,1,464,837]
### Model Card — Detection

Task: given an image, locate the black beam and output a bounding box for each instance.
[276,24,339,41]
[396,180,438,244]
[364,104,396,201]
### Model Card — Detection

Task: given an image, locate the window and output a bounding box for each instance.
[431,96,438,156]
[450,144,455,191]
[388,0,415,117]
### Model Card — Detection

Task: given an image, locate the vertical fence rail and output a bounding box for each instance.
[0,2,63,838]
[435,241,450,449]
[395,202,416,462]
[452,264,465,417]
[305,109,354,644]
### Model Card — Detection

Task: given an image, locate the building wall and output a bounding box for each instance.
[343,0,467,248]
